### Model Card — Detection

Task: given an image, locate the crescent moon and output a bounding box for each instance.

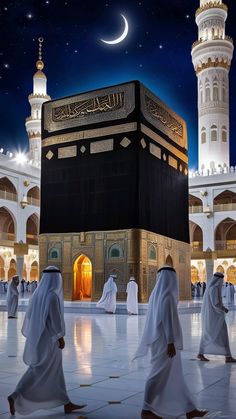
[101,14,129,45]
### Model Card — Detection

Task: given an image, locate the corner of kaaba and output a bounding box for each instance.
[39,81,191,302]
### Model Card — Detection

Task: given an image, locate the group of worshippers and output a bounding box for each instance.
[0,280,8,294]
[221,281,235,305]
[96,274,138,314]
[7,265,235,418]
[20,279,38,295]
[192,281,206,298]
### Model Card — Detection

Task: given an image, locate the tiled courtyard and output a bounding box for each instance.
[1,309,236,418]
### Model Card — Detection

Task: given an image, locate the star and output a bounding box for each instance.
[139,44,142,48]
[45,0,50,4]
[26,13,33,19]
[3,64,9,69]
[4,7,8,11]
[74,49,78,53]
[139,63,143,68]
[185,14,190,19]
[159,44,163,49]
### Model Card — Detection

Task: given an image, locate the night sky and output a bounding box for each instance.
[0,0,236,169]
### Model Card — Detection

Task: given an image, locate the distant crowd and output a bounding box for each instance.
[0,278,38,295]
[192,280,235,305]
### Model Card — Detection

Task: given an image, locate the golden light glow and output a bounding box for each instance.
[73,254,92,300]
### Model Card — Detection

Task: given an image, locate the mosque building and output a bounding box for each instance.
[189,0,236,284]
[0,0,235,292]
[0,39,50,283]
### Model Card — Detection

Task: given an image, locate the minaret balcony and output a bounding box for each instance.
[28,93,51,100]
[196,2,228,18]
[192,35,233,51]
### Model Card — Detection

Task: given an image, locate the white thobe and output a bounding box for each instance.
[7,283,19,317]
[12,292,70,414]
[96,282,117,313]
[199,285,231,356]
[143,298,195,417]
[126,281,138,314]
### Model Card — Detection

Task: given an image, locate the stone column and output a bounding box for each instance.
[16,256,24,279]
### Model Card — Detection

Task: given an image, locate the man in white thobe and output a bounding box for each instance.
[126,276,138,315]
[7,275,19,319]
[7,266,86,416]
[96,275,117,313]
[134,265,207,419]
[198,272,236,363]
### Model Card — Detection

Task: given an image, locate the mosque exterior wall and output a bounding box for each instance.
[39,228,191,302]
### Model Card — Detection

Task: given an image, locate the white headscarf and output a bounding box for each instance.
[201,271,225,343]
[134,266,183,359]
[22,266,65,367]
[104,276,117,293]
[129,276,136,281]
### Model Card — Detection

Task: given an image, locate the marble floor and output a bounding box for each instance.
[1,310,236,418]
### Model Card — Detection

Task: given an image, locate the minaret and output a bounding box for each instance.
[191,0,234,173]
[25,37,51,166]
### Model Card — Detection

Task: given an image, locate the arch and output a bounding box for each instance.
[148,244,157,261]
[191,265,199,283]
[189,221,203,251]
[213,79,219,101]
[0,255,4,279]
[189,194,203,213]
[73,254,92,300]
[0,177,17,201]
[26,213,39,245]
[214,190,236,205]
[165,255,173,267]
[205,78,211,102]
[227,266,236,284]
[0,207,16,242]
[8,258,16,280]
[222,125,227,143]
[30,260,38,281]
[222,80,226,102]
[108,243,123,259]
[215,218,236,250]
[216,265,224,274]
[211,125,217,142]
[201,127,206,144]
[199,81,203,104]
[27,186,40,206]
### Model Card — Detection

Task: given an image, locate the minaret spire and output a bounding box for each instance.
[25,37,51,166]
[191,1,234,173]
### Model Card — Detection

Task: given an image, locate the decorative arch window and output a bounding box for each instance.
[48,247,60,260]
[201,127,206,144]
[222,126,227,142]
[222,81,226,102]
[108,244,123,259]
[205,79,211,102]
[148,245,157,261]
[199,82,203,104]
[211,125,217,141]
[213,79,219,101]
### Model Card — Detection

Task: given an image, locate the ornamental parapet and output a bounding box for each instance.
[192,35,233,50]
[196,1,228,17]
[195,57,231,74]
[28,93,51,100]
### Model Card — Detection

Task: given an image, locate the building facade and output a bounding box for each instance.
[190,0,236,284]
[0,39,49,282]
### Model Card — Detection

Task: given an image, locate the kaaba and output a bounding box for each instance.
[40,81,191,301]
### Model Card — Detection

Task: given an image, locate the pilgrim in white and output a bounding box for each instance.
[7,266,86,415]
[134,265,207,419]
[126,276,138,314]
[198,272,236,363]
[96,275,117,313]
[7,275,19,319]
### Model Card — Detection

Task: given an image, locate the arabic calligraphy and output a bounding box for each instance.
[145,95,183,139]
[52,92,124,122]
